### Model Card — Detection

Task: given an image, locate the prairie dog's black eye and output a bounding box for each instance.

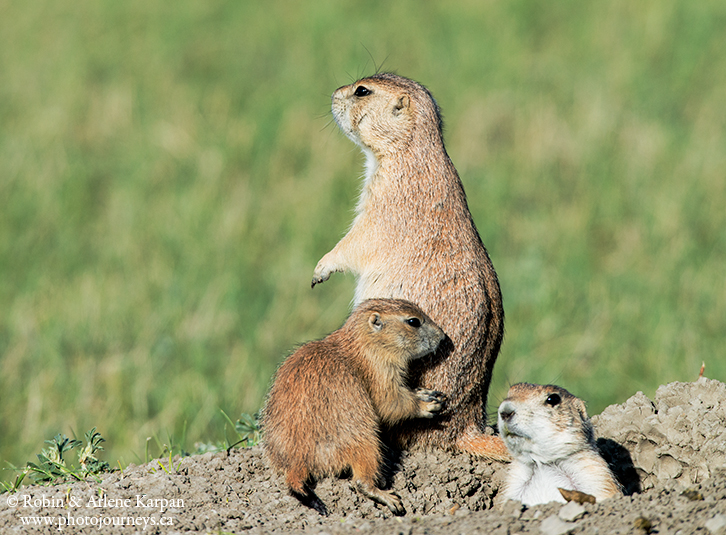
[354,85,372,97]
[406,317,421,328]
[545,393,561,407]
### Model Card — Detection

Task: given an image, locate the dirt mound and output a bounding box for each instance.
[1,379,725,534]
[593,377,726,490]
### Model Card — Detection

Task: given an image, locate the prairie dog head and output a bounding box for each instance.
[349,298,445,363]
[498,383,595,465]
[331,73,444,158]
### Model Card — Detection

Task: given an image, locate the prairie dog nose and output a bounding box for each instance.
[499,401,516,422]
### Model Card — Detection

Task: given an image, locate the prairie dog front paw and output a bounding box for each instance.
[415,388,446,418]
[311,255,340,288]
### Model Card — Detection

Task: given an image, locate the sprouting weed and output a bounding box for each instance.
[79,428,110,474]
[190,412,261,455]
[219,411,260,451]
[154,445,184,475]
[235,413,261,447]
[11,428,113,489]
[0,468,26,494]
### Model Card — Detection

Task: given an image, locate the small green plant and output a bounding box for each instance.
[151,443,185,475]
[222,411,261,451]
[193,412,261,454]
[130,412,261,468]
[0,466,26,494]
[78,428,111,474]
[153,454,178,475]
[235,413,261,447]
[21,427,111,487]
[140,423,191,466]
[26,434,82,483]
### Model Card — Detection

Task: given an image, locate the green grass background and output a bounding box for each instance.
[2,0,725,478]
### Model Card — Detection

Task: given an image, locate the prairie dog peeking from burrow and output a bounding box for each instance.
[498,383,621,506]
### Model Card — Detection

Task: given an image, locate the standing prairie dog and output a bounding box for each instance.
[312,73,506,459]
[498,383,622,506]
[262,299,446,515]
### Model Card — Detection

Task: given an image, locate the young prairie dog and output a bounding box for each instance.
[312,73,506,459]
[497,383,622,506]
[262,299,446,515]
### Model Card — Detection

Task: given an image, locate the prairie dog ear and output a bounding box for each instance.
[393,94,410,115]
[369,313,383,331]
[574,398,589,420]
